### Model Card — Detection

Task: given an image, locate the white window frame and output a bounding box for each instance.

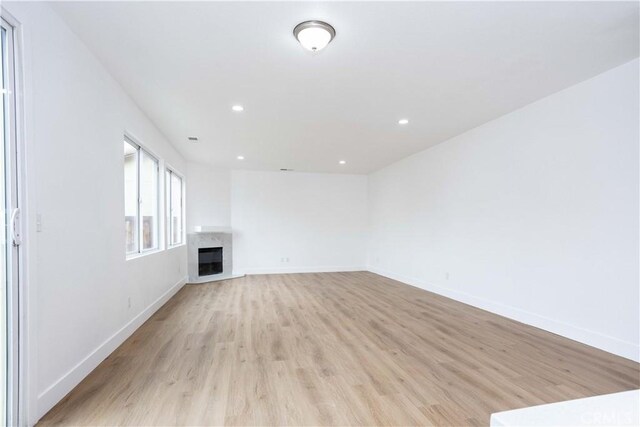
[165,166,185,248]
[124,135,160,258]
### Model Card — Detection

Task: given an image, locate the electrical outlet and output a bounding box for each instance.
[445,272,450,281]
[36,213,43,232]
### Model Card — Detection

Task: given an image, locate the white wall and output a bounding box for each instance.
[368,59,639,362]
[4,3,189,423]
[185,163,230,232]
[6,2,638,424]
[231,170,368,274]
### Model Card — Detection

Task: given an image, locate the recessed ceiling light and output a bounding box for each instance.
[398,119,409,125]
[293,20,336,52]
[232,105,244,112]
[339,160,346,165]
[237,155,245,160]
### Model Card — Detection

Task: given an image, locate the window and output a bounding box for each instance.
[140,150,159,250]
[124,137,159,255]
[166,169,183,246]
[124,140,138,253]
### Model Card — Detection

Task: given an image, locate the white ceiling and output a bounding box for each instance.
[53,1,639,174]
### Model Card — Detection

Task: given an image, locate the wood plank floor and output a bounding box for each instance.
[39,272,640,426]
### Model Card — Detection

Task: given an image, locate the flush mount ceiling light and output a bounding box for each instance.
[237,155,245,160]
[232,105,244,112]
[293,20,336,52]
[398,119,409,125]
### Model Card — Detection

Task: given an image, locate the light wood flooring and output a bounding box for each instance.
[39,272,640,426]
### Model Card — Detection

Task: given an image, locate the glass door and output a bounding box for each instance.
[1,15,20,426]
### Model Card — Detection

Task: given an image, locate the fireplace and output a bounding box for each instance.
[198,247,223,276]
[187,231,237,284]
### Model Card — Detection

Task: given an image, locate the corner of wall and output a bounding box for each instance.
[366,266,640,363]
[36,275,188,421]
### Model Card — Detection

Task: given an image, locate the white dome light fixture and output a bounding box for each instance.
[293,20,336,52]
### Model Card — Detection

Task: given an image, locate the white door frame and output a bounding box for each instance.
[1,9,27,427]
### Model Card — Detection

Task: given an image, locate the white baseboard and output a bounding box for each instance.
[36,276,188,420]
[239,266,366,275]
[367,266,639,363]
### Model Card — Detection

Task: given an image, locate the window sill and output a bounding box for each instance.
[167,243,186,250]
[126,248,163,261]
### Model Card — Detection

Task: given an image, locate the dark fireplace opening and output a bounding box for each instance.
[199,247,223,276]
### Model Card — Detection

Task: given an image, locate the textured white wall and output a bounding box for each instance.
[8,2,638,423]
[186,163,231,232]
[4,2,189,422]
[231,170,368,274]
[368,59,639,361]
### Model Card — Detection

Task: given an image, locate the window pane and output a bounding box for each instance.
[140,150,158,250]
[170,173,183,245]
[124,140,138,254]
[165,170,171,243]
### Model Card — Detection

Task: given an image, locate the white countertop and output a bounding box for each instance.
[491,390,639,427]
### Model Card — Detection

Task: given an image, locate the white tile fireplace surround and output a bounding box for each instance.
[187,229,242,284]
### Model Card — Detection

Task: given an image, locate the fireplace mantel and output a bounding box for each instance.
[187,231,243,284]
[193,225,232,233]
